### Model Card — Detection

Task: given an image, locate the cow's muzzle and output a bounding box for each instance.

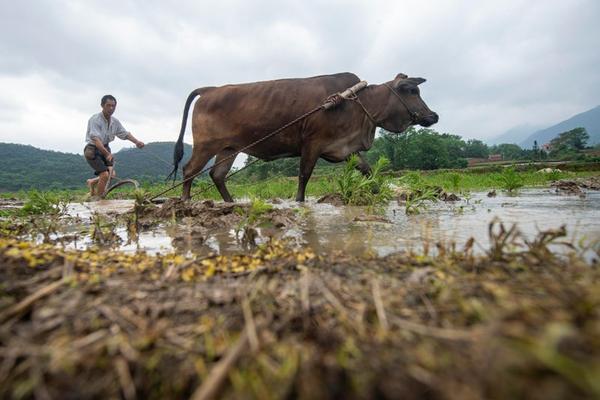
[419,112,439,127]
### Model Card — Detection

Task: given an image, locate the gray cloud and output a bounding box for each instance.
[0,0,598,156]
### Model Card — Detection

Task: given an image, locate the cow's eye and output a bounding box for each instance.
[410,88,419,95]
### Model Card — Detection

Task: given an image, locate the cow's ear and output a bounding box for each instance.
[408,77,426,86]
[392,73,408,88]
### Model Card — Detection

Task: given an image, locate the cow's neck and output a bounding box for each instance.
[355,84,390,126]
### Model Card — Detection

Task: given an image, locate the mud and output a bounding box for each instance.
[1,222,599,399]
[0,198,24,208]
[317,193,345,206]
[396,186,461,202]
[142,198,297,230]
[300,189,600,259]
[3,187,598,263]
[552,176,600,194]
[2,181,600,399]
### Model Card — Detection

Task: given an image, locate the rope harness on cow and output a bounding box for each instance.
[146,79,422,202]
[147,81,369,202]
[347,83,422,126]
[384,83,422,124]
[148,104,324,202]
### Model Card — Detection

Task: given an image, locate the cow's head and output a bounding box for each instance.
[379,73,438,133]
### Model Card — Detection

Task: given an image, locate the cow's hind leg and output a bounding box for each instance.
[296,147,320,202]
[181,147,218,201]
[210,148,237,203]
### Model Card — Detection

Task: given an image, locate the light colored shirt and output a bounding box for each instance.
[85,112,130,145]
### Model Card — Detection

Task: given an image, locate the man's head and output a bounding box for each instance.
[101,94,117,118]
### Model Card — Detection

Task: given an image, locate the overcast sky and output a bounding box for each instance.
[1,0,599,158]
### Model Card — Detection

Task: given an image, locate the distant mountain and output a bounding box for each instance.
[487,123,543,145]
[0,142,200,192]
[0,143,89,191]
[520,105,600,148]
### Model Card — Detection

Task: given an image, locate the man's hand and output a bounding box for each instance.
[126,133,145,149]
[106,153,114,162]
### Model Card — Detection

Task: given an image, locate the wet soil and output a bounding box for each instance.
[2,181,600,398]
[317,193,345,206]
[551,176,600,194]
[1,223,599,399]
[0,199,23,209]
[143,198,297,230]
[396,186,461,202]
[5,186,599,261]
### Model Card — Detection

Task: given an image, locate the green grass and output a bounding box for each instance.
[153,168,590,200]
[498,166,525,192]
[1,188,86,201]
[1,169,598,203]
[412,169,596,192]
[336,156,393,206]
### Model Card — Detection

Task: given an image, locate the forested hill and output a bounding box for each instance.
[0,142,192,192]
[520,105,600,147]
[111,142,192,183]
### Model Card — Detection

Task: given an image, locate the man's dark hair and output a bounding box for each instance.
[101,94,117,106]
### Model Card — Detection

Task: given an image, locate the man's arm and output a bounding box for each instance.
[126,133,145,148]
[92,137,113,162]
[114,119,144,148]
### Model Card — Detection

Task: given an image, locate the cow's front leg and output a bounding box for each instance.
[296,147,320,202]
[355,152,372,176]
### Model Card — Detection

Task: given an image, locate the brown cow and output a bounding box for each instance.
[170,72,438,202]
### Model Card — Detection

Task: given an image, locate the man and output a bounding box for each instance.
[84,94,144,199]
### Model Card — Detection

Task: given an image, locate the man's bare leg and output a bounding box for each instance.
[96,171,110,198]
[87,178,99,195]
[88,167,115,198]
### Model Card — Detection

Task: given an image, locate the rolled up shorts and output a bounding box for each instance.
[84,143,113,176]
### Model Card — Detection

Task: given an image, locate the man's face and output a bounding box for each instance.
[102,99,116,117]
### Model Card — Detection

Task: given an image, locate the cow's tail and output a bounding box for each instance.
[167,88,204,181]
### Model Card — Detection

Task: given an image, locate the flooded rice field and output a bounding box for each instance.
[61,188,599,259]
[2,181,600,399]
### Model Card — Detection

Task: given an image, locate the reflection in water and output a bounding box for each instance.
[301,189,599,257]
[278,189,598,257]
[63,189,599,257]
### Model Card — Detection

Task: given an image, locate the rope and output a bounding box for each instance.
[190,157,262,199]
[147,104,326,202]
[350,94,379,125]
[141,147,175,169]
[191,159,345,200]
[146,80,370,202]
[383,83,420,123]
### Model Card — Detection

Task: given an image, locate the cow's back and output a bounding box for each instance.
[192,73,360,137]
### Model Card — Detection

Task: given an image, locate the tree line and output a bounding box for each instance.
[238,126,597,180]
[1,128,596,191]
[0,142,191,192]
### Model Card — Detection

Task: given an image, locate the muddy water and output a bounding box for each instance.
[66,200,136,219]
[65,200,174,254]
[297,189,600,257]
[61,189,599,257]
